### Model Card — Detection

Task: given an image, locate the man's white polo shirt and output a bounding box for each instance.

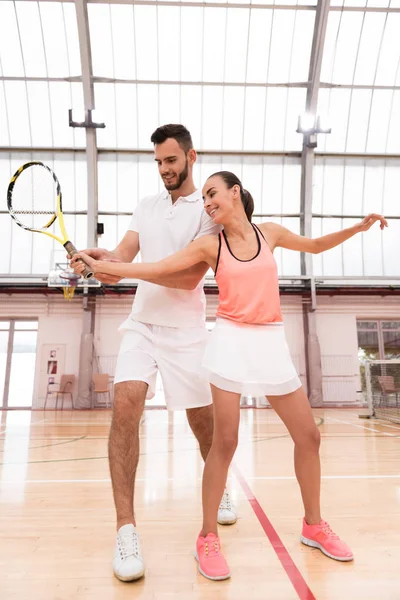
[124,189,219,328]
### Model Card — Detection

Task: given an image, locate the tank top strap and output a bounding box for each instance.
[252,223,266,242]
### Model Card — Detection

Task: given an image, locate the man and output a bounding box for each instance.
[74,125,237,582]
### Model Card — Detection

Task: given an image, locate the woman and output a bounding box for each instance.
[71,172,387,581]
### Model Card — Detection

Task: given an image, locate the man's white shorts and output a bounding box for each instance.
[114,320,212,410]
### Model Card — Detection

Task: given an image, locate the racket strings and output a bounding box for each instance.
[11,210,55,215]
[10,165,58,230]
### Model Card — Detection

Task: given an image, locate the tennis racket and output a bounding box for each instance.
[7,161,93,279]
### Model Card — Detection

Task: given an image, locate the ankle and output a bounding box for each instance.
[200,528,218,538]
[304,515,322,526]
[117,517,136,531]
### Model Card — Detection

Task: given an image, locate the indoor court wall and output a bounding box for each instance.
[1,293,399,407]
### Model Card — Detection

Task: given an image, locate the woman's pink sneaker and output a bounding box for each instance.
[195,533,231,580]
[300,518,354,561]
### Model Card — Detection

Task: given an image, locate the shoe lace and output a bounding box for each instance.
[118,531,141,560]
[205,540,221,557]
[219,491,233,511]
[320,521,340,540]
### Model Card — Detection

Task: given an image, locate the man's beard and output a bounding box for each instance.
[164,158,189,191]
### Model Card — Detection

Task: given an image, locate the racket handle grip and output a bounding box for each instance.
[64,241,94,280]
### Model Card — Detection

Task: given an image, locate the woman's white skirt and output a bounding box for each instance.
[201,318,302,396]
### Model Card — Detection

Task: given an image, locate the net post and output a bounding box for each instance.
[365,361,374,418]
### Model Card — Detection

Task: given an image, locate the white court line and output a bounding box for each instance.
[334,411,400,432]
[326,416,398,437]
[2,474,400,484]
[371,420,400,431]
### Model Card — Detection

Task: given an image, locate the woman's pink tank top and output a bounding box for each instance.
[215,224,283,325]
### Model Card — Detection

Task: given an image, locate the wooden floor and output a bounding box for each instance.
[0,407,399,600]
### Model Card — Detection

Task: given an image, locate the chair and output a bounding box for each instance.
[377,376,400,407]
[92,374,112,408]
[44,374,75,410]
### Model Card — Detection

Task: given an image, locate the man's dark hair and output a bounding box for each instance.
[150,124,193,153]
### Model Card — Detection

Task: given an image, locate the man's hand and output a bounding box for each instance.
[68,247,123,284]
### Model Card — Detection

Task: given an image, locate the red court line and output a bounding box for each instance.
[232,463,316,600]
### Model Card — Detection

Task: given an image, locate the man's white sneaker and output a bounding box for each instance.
[217,490,237,525]
[112,524,145,582]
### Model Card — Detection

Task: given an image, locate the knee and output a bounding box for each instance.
[112,383,146,425]
[213,432,239,460]
[295,427,320,453]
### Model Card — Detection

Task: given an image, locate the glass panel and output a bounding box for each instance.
[313,216,399,277]
[382,331,400,360]
[89,4,114,78]
[27,82,53,147]
[357,321,378,330]
[375,14,400,86]
[246,10,273,83]
[110,5,137,80]
[265,88,305,151]
[95,83,117,148]
[383,219,400,276]
[181,8,203,82]
[49,83,85,148]
[243,88,267,150]
[201,87,224,149]
[222,87,245,150]
[14,2,47,77]
[317,88,351,153]
[0,2,25,76]
[224,9,250,83]
[4,82,84,148]
[40,3,81,78]
[268,11,314,84]
[4,81,31,146]
[321,12,364,85]
[314,157,400,218]
[135,6,158,80]
[0,322,10,330]
[14,322,38,330]
[358,331,380,360]
[1,2,78,78]
[353,13,386,86]
[159,85,181,129]
[99,154,144,214]
[181,86,202,146]
[382,322,400,330]
[137,85,159,149]
[158,7,181,81]
[0,331,8,407]
[386,91,400,154]
[346,90,372,153]
[0,83,10,146]
[203,8,226,82]
[366,91,393,154]
[7,331,38,408]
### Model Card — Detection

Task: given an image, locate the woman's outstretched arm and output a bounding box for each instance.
[260,213,388,254]
[70,235,217,281]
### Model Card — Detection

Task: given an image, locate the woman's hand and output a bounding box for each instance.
[356,214,388,232]
[70,252,98,275]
